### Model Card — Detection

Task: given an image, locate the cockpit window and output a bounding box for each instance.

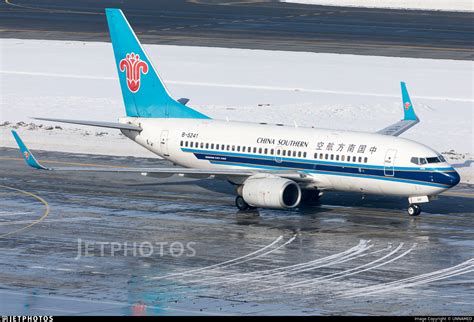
[410,157,427,165]
[410,157,419,165]
[426,157,443,164]
[411,155,445,165]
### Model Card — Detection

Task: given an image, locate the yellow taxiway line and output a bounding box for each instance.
[0,185,50,238]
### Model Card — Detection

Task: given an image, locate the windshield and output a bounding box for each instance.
[411,155,445,165]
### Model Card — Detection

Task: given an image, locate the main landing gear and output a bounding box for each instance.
[407,204,421,216]
[235,196,250,211]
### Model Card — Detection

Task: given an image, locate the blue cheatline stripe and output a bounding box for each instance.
[180,147,454,188]
[209,161,449,188]
[180,148,453,172]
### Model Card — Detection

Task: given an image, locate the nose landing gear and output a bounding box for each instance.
[408,204,421,216]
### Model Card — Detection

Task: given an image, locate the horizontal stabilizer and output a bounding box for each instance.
[33,117,142,131]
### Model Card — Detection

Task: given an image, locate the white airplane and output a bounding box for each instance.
[12,8,460,216]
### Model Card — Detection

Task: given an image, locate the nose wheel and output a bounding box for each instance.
[408,204,421,216]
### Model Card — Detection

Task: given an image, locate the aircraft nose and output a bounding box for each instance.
[447,169,461,187]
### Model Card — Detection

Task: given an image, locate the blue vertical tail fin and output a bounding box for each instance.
[401,82,418,121]
[105,8,210,119]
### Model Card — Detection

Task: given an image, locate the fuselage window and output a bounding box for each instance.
[200,142,204,148]
[180,141,183,147]
[241,146,245,152]
[330,154,334,160]
[253,147,257,153]
[353,156,357,162]
[237,146,240,152]
[335,155,339,161]
[258,148,262,154]
[226,145,230,151]
[185,141,188,147]
[282,150,286,156]
[298,151,302,158]
[420,158,427,165]
[205,143,209,149]
[364,157,368,163]
[232,145,235,151]
[211,143,215,149]
[314,153,318,159]
[358,156,362,163]
[324,154,327,160]
[277,149,281,155]
[270,148,274,155]
[341,155,345,161]
[319,153,324,159]
[292,151,297,157]
[264,148,268,154]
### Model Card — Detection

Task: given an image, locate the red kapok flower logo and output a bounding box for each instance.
[119,53,149,93]
[24,151,30,160]
[404,102,411,110]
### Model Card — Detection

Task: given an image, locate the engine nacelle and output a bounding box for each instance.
[241,176,302,209]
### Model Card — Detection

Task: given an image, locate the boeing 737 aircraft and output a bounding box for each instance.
[12,8,460,216]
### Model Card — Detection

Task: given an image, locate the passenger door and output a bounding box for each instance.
[384,149,397,176]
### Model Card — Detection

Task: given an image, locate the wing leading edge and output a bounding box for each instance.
[11,130,311,182]
[377,82,420,136]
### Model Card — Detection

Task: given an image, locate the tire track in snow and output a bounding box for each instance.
[149,235,284,281]
[340,258,474,298]
[254,243,415,293]
[198,240,374,285]
[182,235,297,284]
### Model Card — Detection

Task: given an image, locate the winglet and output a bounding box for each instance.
[11,130,47,170]
[401,82,418,121]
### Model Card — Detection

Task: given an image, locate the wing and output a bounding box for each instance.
[11,130,312,182]
[377,82,419,136]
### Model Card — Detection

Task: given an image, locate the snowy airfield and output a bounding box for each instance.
[0,38,472,182]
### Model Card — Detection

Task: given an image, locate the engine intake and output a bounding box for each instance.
[241,176,301,209]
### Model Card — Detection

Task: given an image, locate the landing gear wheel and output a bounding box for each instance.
[408,204,421,216]
[235,196,250,211]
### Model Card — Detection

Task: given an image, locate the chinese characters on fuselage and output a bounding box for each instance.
[256,137,377,154]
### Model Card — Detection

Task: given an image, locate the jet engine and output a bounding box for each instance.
[240,176,302,209]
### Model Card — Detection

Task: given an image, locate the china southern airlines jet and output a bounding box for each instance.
[12,8,460,216]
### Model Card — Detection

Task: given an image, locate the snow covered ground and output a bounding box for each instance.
[281,0,473,12]
[0,39,472,182]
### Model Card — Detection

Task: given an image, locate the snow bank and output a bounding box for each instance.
[281,0,473,12]
[0,39,472,182]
